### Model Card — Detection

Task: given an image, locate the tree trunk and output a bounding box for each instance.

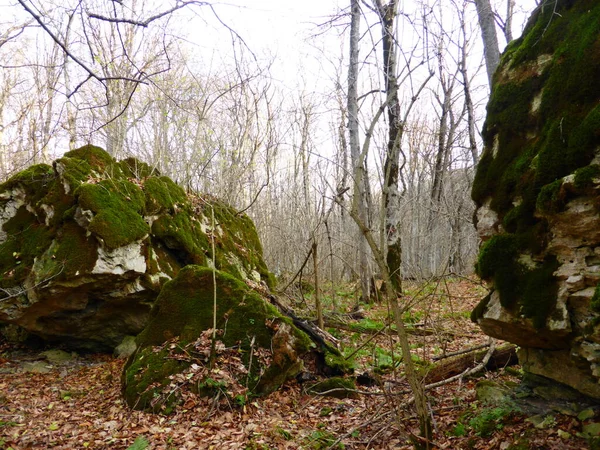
[474,0,501,87]
[377,0,403,294]
[348,0,371,303]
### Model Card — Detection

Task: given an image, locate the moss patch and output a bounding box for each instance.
[137,266,293,349]
[0,164,54,204]
[76,179,149,249]
[143,176,187,215]
[475,235,559,328]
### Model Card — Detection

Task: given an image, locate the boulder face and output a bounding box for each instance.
[0,145,273,351]
[472,0,600,398]
[122,265,314,413]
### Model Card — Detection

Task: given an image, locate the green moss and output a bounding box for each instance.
[76,179,149,249]
[475,235,558,328]
[121,345,190,414]
[152,212,208,266]
[0,164,54,205]
[119,157,159,179]
[63,145,119,175]
[536,179,565,214]
[124,266,314,411]
[143,176,187,215]
[475,235,522,309]
[324,353,355,375]
[138,266,282,349]
[591,285,600,313]
[209,200,275,288]
[519,256,560,329]
[574,165,600,191]
[472,0,600,330]
[0,207,53,286]
[53,222,98,277]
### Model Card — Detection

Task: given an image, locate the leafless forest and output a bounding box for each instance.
[0,0,538,292]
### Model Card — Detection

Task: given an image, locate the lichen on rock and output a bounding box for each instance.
[472,0,600,398]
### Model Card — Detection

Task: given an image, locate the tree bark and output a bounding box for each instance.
[376,0,403,294]
[348,0,372,303]
[474,0,501,87]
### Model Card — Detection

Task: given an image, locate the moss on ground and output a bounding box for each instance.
[121,344,190,414]
[472,0,600,328]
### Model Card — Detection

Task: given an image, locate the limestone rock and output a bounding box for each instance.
[471,1,600,399]
[0,145,273,351]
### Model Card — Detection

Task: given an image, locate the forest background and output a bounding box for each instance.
[0,0,538,292]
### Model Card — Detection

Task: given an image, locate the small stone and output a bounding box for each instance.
[40,349,76,364]
[22,361,51,373]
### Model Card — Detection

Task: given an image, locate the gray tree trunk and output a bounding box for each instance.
[474,0,500,87]
[348,0,371,303]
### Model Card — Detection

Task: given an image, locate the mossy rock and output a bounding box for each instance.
[472,0,600,330]
[0,145,275,351]
[122,265,314,412]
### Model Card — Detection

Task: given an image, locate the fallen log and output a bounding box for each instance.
[424,342,518,384]
[267,293,341,355]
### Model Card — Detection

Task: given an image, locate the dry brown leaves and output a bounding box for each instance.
[0,278,593,449]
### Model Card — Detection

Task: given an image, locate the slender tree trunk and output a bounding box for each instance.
[374,0,432,445]
[474,0,500,87]
[458,3,479,166]
[377,0,403,293]
[312,241,324,329]
[504,0,515,43]
[348,0,371,303]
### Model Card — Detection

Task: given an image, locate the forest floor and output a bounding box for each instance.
[0,277,598,449]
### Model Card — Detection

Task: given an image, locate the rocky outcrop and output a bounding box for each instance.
[471,0,600,398]
[0,145,273,351]
[122,266,315,413]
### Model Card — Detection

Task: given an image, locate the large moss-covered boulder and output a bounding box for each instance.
[471,0,600,398]
[122,265,313,413]
[0,145,272,351]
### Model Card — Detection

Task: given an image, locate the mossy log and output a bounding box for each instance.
[424,342,517,384]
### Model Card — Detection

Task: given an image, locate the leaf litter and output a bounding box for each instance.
[0,278,595,449]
